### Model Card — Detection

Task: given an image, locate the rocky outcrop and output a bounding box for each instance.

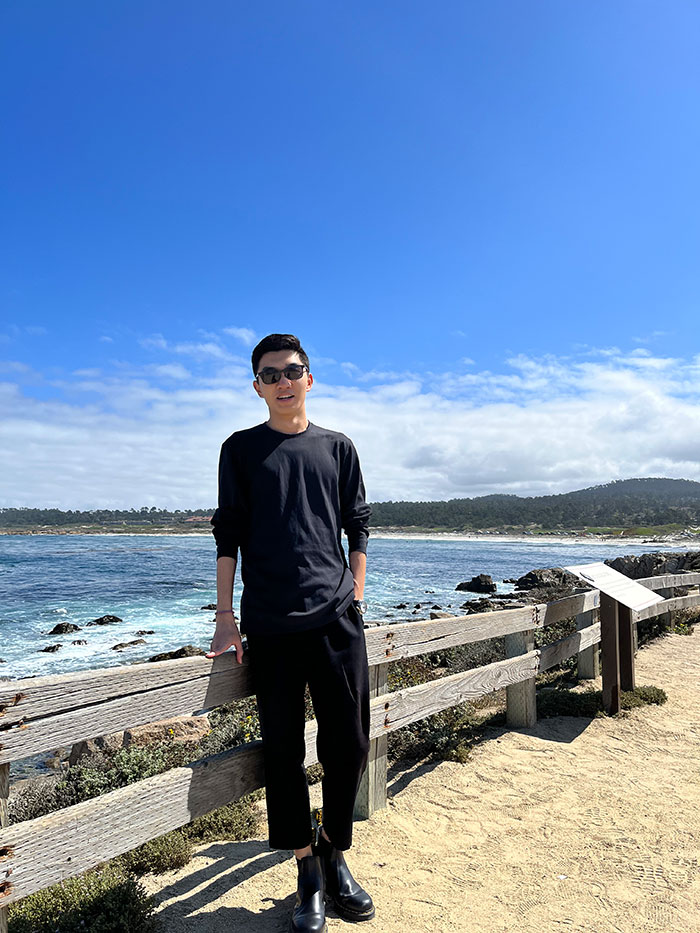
[111,639,147,651]
[123,714,210,747]
[456,574,497,594]
[39,644,62,653]
[430,610,456,620]
[147,645,206,663]
[514,568,580,590]
[605,551,700,579]
[47,622,81,635]
[87,615,123,626]
[68,731,125,765]
[72,639,87,645]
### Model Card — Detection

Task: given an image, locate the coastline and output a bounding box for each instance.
[3,527,700,548]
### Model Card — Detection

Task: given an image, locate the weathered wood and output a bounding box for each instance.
[0,652,249,726]
[354,663,388,820]
[600,594,621,715]
[0,742,266,906]
[618,603,635,691]
[0,664,254,765]
[540,589,600,626]
[539,622,601,673]
[637,572,700,589]
[370,652,539,738]
[505,630,536,728]
[634,591,700,621]
[0,763,8,933]
[364,604,546,666]
[576,609,600,680]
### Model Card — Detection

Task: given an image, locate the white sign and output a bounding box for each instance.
[563,561,665,612]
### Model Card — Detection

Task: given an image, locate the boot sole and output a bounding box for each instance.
[289,922,328,933]
[326,896,375,922]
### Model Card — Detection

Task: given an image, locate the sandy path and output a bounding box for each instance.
[143,632,700,932]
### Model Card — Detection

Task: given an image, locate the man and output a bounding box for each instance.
[208,333,375,932]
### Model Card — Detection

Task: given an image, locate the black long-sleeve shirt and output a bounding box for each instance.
[210,421,370,635]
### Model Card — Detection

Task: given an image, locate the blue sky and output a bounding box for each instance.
[2,2,700,508]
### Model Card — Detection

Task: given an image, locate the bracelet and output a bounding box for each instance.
[216,609,234,615]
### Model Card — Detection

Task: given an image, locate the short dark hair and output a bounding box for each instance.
[251,333,310,374]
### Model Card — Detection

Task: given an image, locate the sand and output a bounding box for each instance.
[142,632,700,932]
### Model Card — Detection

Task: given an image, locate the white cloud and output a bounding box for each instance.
[99,335,114,343]
[223,326,257,346]
[4,346,700,509]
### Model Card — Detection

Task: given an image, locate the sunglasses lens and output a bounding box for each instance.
[258,365,306,384]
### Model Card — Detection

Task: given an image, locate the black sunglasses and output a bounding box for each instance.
[256,364,308,385]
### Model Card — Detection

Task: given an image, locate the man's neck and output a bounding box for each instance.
[265,410,309,435]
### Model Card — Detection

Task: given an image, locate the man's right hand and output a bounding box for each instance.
[206,615,244,663]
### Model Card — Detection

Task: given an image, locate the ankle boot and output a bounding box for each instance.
[290,854,327,933]
[315,834,375,922]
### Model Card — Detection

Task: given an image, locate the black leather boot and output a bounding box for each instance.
[290,854,327,933]
[315,834,375,922]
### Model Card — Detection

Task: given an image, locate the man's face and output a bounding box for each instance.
[253,349,313,416]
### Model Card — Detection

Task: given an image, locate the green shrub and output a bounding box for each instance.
[388,702,504,763]
[119,830,193,876]
[185,794,263,844]
[8,864,157,933]
[620,684,667,708]
[537,687,605,719]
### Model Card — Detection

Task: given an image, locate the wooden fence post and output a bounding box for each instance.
[660,586,676,632]
[505,629,537,727]
[600,593,621,715]
[354,662,388,820]
[576,608,600,680]
[618,603,635,692]
[1,763,9,933]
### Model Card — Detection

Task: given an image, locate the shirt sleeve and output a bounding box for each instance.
[339,439,371,554]
[210,441,247,561]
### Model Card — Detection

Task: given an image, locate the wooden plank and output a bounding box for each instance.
[539,622,601,673]
[576,609,600,680]
[0,664,254,765]
[600,594,621,715]
[0,653,251,726]
[369,652,539,737]
[0,764,8,933]
[505,630,536,728]
[0,742,266,906]
[539,589,600,626]
[636,573,700,589]
[634,591,700,621]
[354,663,388,820]
[364,605,546,666]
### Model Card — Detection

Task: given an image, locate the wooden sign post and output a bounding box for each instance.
[564,563,664,714]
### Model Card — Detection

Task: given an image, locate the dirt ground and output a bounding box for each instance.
[143,632,700,933]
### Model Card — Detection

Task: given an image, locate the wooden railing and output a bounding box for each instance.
[1,571,698,925]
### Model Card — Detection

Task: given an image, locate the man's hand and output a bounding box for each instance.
[206,615,244,663]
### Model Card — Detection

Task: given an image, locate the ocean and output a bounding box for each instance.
[0,533,683,682]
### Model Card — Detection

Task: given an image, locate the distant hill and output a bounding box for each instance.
[368,478,700,531]
[3,478,700,533]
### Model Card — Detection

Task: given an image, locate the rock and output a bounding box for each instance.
[514,568,579,590]
[200,603,217,611]
[123,714,211,747]
[430,610,456,620]
[71,639,88,645]
[111,639,147,651]
[430,604,442,610]
[135,630,155,636]
[0,658,6,663]
[47,622,81,635]
[39,644,62,652]
[147,645,206,663]
[394,603,408,609]
[87,615,123,626]
[605,550,700,580]
[456,574,497,594]
[460,599,497,614]
[69,731,126,765]
[414,603,422,609]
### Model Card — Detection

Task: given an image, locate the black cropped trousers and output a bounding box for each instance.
[246,604,370,852]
